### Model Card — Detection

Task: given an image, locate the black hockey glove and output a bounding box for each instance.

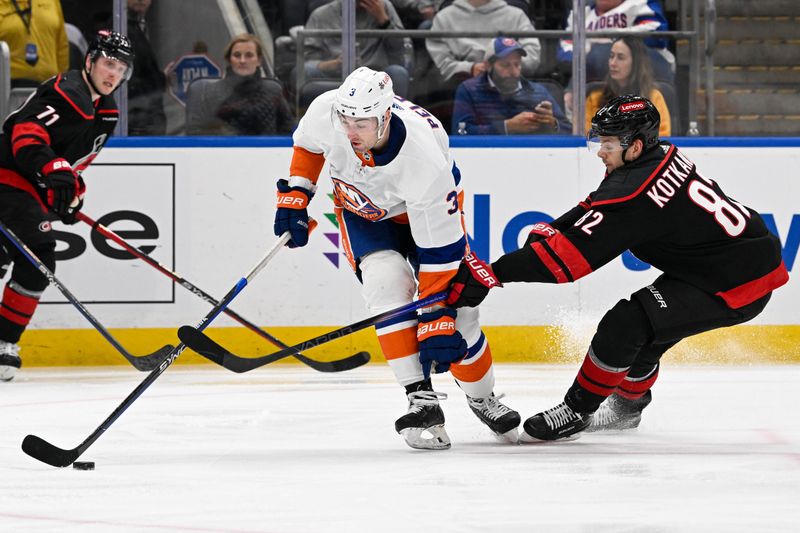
[274,179,314,248]
[44,170,79,217]
[417,307,467,379]
[446,253,503,309]
[57,196,83,225]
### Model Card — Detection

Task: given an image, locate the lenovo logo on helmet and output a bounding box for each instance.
[620,101,646,112]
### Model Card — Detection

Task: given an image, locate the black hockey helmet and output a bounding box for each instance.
[86,30,135,81]
[588,94,660,150]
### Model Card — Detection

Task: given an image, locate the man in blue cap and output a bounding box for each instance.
[452,37,571,135]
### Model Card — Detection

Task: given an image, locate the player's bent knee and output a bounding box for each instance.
[11,243,54,292]
[591,297,653,367]
[360,250,416,313]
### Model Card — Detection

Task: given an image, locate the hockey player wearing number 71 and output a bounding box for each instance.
[447,94,789,442]
[0,31,134,382]
[273,66,520,450]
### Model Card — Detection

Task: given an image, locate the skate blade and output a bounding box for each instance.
[519,430,582,444]
[400,425,451,450]
[492,428,519,444]
[585,418,642,433]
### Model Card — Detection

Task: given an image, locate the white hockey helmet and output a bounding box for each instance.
[333,67,395,141]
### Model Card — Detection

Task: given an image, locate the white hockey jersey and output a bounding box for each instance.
[558,0,674,66]
[288,91,468,299]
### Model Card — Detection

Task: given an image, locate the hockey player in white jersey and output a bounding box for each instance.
[273,66,519,450]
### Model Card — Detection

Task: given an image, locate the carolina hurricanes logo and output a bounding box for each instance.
[38,221,52,232]
[331,178,387,221]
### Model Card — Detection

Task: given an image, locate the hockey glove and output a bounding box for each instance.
[417,307,467,379]
[274,178,313,248]
[44,173,78,217]
[446,253,503,309]
[37,158,81,218]
[524,222,557,246]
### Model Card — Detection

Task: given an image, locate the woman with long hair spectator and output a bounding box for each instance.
[585,35,671,136]
[186,34,294,136]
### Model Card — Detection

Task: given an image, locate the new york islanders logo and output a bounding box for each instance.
[331,178,387,221]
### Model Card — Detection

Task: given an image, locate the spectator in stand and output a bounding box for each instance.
[426,0,540,83]
[186,34,294,136]
[452,37,570,135]
[265,0,333,36]
[558,0,674,86]
[0,0,68,87]
[389,0,440,28]
[303,0,411,97]
[126,0,166,135]
[584,36,671,136]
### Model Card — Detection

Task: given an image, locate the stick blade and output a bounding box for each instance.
[178,326,263,373]
[178,326,228,366]
[296,351,371,372]
[129,344,175,371]
[22,434,80,467]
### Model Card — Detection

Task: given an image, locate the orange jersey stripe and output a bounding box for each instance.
[377,326,419,361]
[289,146,325,184]
[335,206,357,272]
[418,269,458,300]
[451,343,493,383]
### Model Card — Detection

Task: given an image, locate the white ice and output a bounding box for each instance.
[1,364,798,532]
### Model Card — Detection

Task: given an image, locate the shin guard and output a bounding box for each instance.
[567,346,630,413]
[0,281,42,342]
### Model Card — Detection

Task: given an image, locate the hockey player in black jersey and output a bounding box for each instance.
[447,94,789,442]
[0,30,134,381]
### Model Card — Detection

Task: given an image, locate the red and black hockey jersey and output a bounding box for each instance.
[493,142,789,309]
[0,69,118,210]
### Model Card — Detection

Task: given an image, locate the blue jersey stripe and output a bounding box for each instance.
[417,235,467,266]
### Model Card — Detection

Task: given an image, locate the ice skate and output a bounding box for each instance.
[586,390,652,432]
[0,341,21,382]
[467,393,521,443]
[520,401,591,442]
[395,389,450,450]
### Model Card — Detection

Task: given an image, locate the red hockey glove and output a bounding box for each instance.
[417,307,467,379]
[446,253,503,308]
[274,178,314,248]
[524,222,557,246]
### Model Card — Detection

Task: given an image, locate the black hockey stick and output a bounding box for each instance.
[78,212,369,373]
[0,219,173,372]
[178,291,447,374]
[22,230,295,467]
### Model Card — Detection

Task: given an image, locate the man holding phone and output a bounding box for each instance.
[452,37,571,135]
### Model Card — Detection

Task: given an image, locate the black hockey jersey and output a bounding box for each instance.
[0,69,118,210]
[493,142,789,309]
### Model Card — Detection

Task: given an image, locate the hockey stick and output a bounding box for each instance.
[77,212,369,373]
[22,229,295,467]
[178,291,447,374]
[0,219,173,372]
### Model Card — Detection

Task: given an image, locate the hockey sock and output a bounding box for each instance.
[0,281,42,343]
[616,363,659,400]
[566,345,630,413]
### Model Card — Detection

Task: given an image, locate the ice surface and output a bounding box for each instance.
[1,364,798,532]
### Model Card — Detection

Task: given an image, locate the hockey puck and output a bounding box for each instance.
[72,461,95,470]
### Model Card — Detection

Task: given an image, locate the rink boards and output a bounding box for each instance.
[16,137,800,366]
